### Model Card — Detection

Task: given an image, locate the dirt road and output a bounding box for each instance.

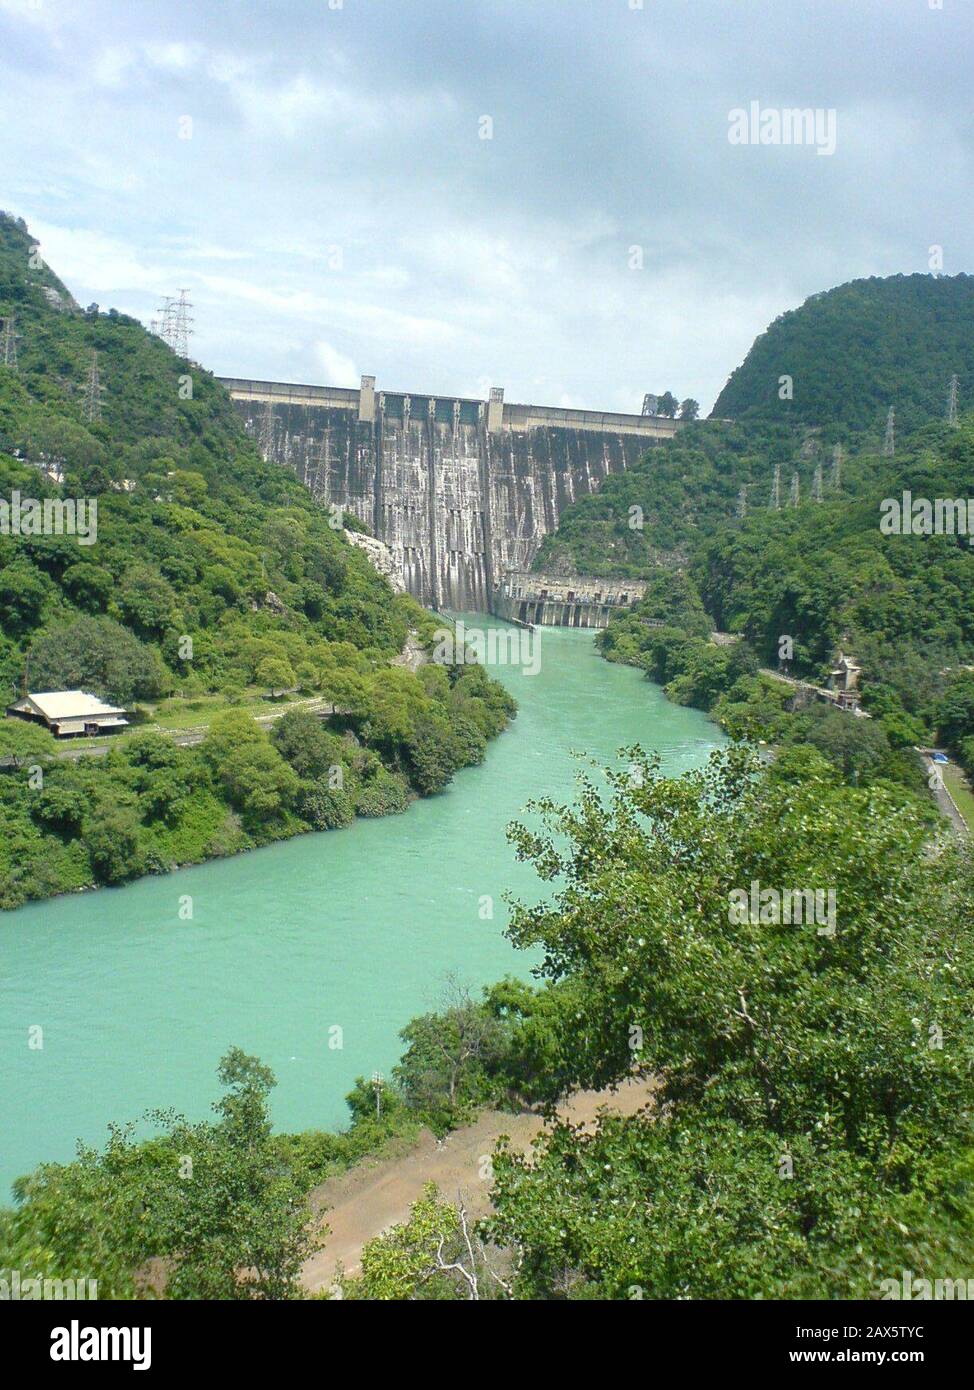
[300,1076,656,1294]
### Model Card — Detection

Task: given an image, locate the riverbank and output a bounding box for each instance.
[0,624,723,1195]
[0,624,516,912]
[301,1076,657,1293]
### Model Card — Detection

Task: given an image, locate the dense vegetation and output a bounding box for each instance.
[711,272,974,432]
[6,748,971,1299]
[0,212,514,908]
[533,418,813,576]
[592,417,974,788]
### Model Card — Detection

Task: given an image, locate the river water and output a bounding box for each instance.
[0,621,721,1196]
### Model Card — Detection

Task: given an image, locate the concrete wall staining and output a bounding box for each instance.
[221,377,683,612]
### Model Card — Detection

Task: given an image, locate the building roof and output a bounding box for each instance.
[10,690,128,720]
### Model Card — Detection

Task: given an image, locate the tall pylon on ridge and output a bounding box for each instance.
[155,290,194,357]
[789,471,800,507]
[154,295,174,343]
[169,289,193,358]
[736,485,748,519]
[258,397,276,459]
[812,462,823,502]
[831,444,843,490]
[770,464,781,510]
[81,349,104,423]
[1,314,19,370]
[947,374,959,427]
[883,406,895,457]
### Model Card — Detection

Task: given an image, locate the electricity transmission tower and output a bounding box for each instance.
[770,464,781,510]
[947,374,959,427]
[1,315,19,370]
[81,350,104,423]
[831,444,843,491]
[812,462,823,502]
[790,471,800,506]
[736,485,748,519]
[155,289,194,357]
[641,393,658,417]
[883,407,895,457]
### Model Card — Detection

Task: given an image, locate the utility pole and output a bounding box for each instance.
[883,406,895,457]
[1,315,19,370]
[831,444,843,491]
[371,1071,383,1119]
[770,464,781,510]
[81,349,104,423]
[947,373,959,427]
[790,471,800,507]
[812,461,823,502]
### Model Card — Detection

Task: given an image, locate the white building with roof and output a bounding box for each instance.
[6,690,129,738]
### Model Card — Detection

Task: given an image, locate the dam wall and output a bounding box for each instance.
[220,376,683,611]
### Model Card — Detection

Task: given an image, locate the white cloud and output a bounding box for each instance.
[27,220,164,295]
[314,340,359,387]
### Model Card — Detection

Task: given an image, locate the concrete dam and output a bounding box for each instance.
[220,375,683,613]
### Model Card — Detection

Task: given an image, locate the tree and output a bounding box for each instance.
[84,802,144,884]
[2,1049,319,1300]
[678,398,700,421]
[62,562,114,613]
[0,560,54,633]
[656,391,678,417]
[486,747,974,1297]
[0,719,56,768]
[342,1184,508,1301]
[394,979,507,1128]
[256,655,295,698]
[270,708,340,780]
[29,615,169,703]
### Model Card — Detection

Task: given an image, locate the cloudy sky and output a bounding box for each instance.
[1,0,970,413]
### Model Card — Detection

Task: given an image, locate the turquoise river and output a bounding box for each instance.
[0,621,722,1197]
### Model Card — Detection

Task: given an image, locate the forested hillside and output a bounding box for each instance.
[711,272,974,432]
[0,211,514,908]
[598,415,974,787]
[534,418,839,575]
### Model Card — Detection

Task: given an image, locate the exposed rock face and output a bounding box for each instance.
[222,379,683,612]
[342,528,405,593]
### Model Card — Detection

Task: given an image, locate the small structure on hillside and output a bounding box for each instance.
[6,690,129,739]
[829,653,862,711]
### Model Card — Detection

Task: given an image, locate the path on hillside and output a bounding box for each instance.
[300,1076,656,1294]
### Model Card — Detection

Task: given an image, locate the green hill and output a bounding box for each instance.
[711,273,974,433]
[0,210,513,909]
